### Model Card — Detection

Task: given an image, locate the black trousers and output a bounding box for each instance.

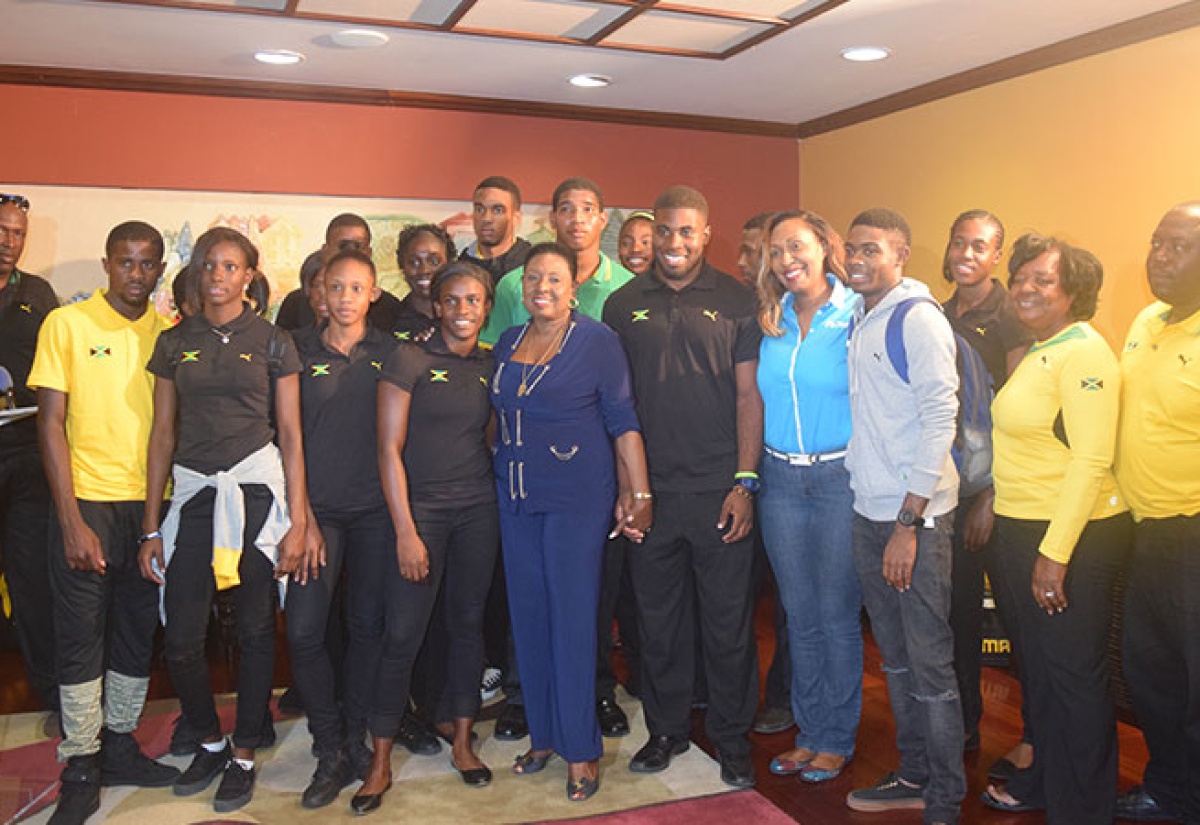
[596,535,640,701]
[1123,514,1200,823]
[49,500,158,686]
[0,446,57,708]
[285,507,387,756]
[629,489,757,760]
[345,500,498,739]
[990,513,1132,825]
[164,486,276,750]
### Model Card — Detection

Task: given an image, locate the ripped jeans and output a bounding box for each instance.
[852,512,965,825]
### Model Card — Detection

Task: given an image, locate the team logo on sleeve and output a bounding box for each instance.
[430,369,449,382]
[631,309,649,323]
[1080,377,1104,391]
[19,303,32,313]
[479,376,488,386]
[181,350,201,363]
[394,331,410,341]
[371,360,382,371]
[702,309,719,322]
[89,344,111,358]
[239,353,253,362]
[311,363,330,377]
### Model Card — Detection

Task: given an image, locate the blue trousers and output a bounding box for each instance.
[759,455,861,757]
[500,506,608,763]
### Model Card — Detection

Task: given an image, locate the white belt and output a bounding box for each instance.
[764,445,846,467]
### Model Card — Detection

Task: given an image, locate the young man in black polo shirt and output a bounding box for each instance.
[289,249,398,807]
[0,194,60,730]
[603,185,763,789]
[459,176,531,287]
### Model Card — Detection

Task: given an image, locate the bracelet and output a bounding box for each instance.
[632,492,653,500]
[138,530,162,543]
[731,485,753,499]
[733,471,759,480]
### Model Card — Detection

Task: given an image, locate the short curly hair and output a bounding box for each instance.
[1008,232,1103,321]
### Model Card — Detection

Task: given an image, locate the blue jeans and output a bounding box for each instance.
[852,513,964,825]
[759,454,861,757]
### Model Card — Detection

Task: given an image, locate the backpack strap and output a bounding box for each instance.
[883,296,939,383]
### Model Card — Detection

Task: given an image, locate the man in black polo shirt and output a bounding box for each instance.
[275,213,403,331]
[458,176,531,287]
[0,193,60,730]
[603,185,763,789]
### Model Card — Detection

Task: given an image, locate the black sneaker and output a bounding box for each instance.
[213,760,256,813]
[100,729,180,788]
[846,772,925,812]
[48,754,101,825]
[174,742,231,797]
[397,711,440,756]
[301,751,354,809]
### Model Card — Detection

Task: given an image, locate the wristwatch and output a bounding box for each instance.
[733,476,761,497]
[896,508,921,528]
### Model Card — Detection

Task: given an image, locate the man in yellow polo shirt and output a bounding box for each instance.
[29,221,179,825]
[1115,202,1200,825]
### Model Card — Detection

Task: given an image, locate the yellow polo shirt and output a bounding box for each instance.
[1116,302,1200,520]
[28,290,170,501]
[992,322,1126,563]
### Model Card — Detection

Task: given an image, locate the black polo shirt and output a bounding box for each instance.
[1,270,58,451]
[275,287,405,333]
[379,331,494,507]
[943,279,1033,390]
[294,324,396,516]
[459,238,532,287]
[390,295,436,343]
[603,262,760,493]
[147,306,301,474]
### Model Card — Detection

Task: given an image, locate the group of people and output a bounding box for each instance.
[0,180,1196,825]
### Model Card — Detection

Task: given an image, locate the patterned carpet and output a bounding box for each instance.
[1,688,771,825]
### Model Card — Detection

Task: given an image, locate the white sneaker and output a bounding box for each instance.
[480,667,503,702]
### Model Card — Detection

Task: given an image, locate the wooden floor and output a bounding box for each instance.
[0,598,1148,825]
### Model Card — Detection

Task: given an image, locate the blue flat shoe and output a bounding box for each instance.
[799,757,849,784]
[512,750,554,775]
[768,754,811,776]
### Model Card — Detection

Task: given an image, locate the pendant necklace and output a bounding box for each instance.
[516,321,574,397]
[210,325,232,344]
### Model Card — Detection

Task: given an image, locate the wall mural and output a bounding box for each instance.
[3,184,641,319]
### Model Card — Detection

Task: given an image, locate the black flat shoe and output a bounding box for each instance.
[494,704,528,741]
[981,788,1038,813]
[451,759,492,787]
[349,780,391,816]
[397,712,441,757]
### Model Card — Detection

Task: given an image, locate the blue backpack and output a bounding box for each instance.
[864,297,995,497]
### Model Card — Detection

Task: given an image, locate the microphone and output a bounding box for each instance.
[0,366,13,410]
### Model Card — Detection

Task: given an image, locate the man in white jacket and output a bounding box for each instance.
[841,208,965,825]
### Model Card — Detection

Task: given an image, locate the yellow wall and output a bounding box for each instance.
[800,24,1200,346]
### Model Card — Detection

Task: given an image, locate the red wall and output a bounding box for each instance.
[0,84,799,270]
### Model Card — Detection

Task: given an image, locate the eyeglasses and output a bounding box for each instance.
[0,194,30,211]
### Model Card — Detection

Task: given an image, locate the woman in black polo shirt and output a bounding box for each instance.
[288,249,398,808]
[140,227,314,814]
[350,261,497,813]
[392,223,457,341]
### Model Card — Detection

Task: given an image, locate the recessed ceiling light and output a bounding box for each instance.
[569,74,612,89]
[330,29,389,49]
[254,49,305,66]
[841,46,891,63]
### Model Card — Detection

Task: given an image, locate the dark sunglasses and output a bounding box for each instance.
[0,194,30,211]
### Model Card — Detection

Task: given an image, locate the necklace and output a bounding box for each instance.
[210,325,232,344]
[515,321,574,397]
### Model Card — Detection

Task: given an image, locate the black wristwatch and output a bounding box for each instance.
[896,508,921,528]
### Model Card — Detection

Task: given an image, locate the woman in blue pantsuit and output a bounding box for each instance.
[490,242,651,802]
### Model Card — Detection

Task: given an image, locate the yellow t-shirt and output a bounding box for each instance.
[28,290,170,501]
[992,322,1126,563]
[1116,302,1200,520]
